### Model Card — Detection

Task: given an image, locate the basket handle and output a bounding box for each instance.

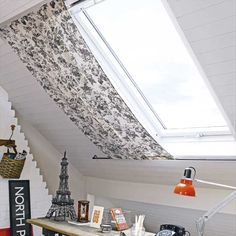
[0,125,18,154]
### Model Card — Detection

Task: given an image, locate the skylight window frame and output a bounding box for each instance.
[69,0,233,142]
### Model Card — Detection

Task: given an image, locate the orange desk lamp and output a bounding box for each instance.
[174,167,236,236]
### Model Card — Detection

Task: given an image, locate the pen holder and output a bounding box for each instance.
[130,224,145,236]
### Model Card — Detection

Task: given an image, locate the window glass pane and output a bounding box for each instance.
[86,0,228,130]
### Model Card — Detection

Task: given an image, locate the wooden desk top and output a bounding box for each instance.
[27,218,155,236]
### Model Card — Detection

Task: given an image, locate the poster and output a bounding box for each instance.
[9,180,32,236]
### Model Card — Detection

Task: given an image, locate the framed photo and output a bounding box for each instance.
[90,206,104,228]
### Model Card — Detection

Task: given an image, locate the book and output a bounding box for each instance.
[110,208,129,231]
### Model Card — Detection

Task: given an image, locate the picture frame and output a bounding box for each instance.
[90,206,104,228]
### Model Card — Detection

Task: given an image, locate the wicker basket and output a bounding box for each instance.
[0,152,25,179]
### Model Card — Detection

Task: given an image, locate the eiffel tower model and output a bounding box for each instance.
[46,151,77,221]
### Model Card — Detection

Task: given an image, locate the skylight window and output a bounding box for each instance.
[71,0,231,138]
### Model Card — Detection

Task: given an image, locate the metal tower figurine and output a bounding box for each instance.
[46,151,77,221]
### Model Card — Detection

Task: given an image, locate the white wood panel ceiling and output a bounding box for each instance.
[0,38,103,161]
[0,0,48,25]
[0,0,236,186]
[167,0,236,132]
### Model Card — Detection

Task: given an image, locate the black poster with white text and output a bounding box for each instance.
[9,180,32,236]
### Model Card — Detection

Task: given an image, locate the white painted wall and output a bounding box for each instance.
[0,86,85,234]
[86,177,236,215]
[0,88,51,235]
[86,177,236,236]
[94,196,236,236]
[17,116,86,201]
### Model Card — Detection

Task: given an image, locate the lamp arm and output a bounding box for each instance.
[195,190,236,236]
[195,179,236,190]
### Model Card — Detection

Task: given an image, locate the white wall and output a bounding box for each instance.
[17,116,86,201]
[0,86,85,234]
[86,177,236,236]
[94,196,236,236]
[0,88,51,235]
[86,177,236,214]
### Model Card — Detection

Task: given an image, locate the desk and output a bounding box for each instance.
[27,218,155,236]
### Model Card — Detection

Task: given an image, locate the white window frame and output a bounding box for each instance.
[68,0,234,143]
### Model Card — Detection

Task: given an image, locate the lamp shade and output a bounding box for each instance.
[174,167,196,197]
[174,178,196,197]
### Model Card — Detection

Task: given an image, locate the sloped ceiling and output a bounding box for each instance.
[0,38,103,159]
[0,0,236,186]
[167,0,236,132]
[1,0,172,160]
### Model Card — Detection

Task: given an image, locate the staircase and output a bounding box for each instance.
[0,86,52,235]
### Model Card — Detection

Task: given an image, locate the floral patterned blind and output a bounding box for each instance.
[0,0,172,160]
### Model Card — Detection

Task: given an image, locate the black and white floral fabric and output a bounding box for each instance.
[0,0,172,160]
